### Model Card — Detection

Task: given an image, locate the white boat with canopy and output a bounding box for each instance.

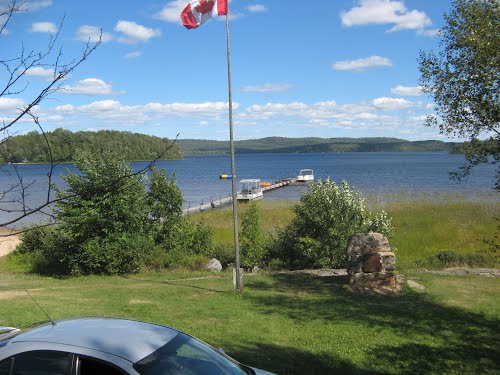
[237,179,263,201]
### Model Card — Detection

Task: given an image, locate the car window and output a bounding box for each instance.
[0,358,12,375]
[134,333,248,375]
[77,356,126,375]
[11,351,71,375]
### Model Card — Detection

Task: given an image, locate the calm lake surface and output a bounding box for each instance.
[1,152,497,225]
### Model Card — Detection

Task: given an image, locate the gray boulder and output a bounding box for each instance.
[206,258,222,272]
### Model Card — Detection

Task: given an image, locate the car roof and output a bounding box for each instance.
[9,317,178,363]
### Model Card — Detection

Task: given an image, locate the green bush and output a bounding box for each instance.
[239,203,267,268]
[17,226,75,276]
[413,249,487,269]
[164,249,209,271]
[17,149,214,276]
[78,233,154,275]
[270,179,394,269]
[206,242,235,267]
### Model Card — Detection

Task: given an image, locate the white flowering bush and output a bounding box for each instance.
[270,179,394,269]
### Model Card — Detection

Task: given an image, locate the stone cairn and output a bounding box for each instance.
[346,232,403,294]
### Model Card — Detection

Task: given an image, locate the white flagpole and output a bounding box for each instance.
[225,10,242,292]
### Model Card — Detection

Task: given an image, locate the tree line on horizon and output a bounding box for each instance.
[0,128,182,163]
[1,130,466,163]
[177,136,461,155]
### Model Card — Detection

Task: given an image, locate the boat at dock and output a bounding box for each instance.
[296,169,314,183]
[237,179,264,201]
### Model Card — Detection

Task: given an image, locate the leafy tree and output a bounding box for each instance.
[17,150,214,275]
[239,203,267,268]
[50,149,153,274]
[0,129,182,163]
[419,0,499,189]
[270,179,393,269]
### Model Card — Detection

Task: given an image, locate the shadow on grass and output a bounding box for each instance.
[242,273,499,374]
[229,342,383,375]
[122,276,228,293]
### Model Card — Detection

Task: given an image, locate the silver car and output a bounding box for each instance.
[0,317,275,375]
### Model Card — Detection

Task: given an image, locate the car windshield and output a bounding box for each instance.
[133,332,250,375]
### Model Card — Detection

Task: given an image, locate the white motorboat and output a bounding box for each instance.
[296,169,314,182]
[237,179,263,201]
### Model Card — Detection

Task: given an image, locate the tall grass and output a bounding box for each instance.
[191,194,499,269]
[382,199,498,267]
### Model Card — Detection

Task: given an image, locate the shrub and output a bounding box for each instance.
[17,149,214,276]
[271,179,394,269]
[207,242,235,267]
[413,249,487,269]
[17,226,75,275]
[239,203,267,268]
[164,250,209,271]
[77,233,154,275]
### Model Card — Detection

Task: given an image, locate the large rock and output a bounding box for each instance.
[346,232,402,294]
[346,232,391,255]
[206,258,222,272]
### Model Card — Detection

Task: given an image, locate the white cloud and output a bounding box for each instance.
[241,83,294,93]
[390,85,422,97]
[25,66,53,78]
[417,28,439,37]
[124,51,142,59]
[333,55,392,72]
[31,21,57,33]
[114,20,161,44]
[0,97,26,110]
[410,115,429,122]
[246,4,267,13]
[76,25,113,43]
[372,97,414,111]
[52,100,237,125]
[341,0,432,32]
[62,78,124,96]
[154,0,186,23]
[17,1,53,12]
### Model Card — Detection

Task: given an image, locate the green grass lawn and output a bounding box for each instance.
[1,196,498,373]
[0,268,498,374]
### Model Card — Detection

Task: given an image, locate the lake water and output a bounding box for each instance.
[1,152,497,226]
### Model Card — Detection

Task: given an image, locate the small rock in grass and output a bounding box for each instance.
[407,279,425,291]
[206,258,222,272]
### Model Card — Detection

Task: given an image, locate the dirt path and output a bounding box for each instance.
[0,229,21,257]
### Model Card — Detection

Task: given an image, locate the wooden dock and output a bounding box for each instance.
[182,178,296,215]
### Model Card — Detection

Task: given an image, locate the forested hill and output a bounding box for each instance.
[0,129,182,163]
[177,137,460,155]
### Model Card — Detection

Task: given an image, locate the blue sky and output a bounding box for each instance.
[1,0,454,141]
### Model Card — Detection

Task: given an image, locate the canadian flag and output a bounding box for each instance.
[181,0,227,29]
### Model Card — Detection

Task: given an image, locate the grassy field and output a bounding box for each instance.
[1,196,498,373]
[0,266,498,374]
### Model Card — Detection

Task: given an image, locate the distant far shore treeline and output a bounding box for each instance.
[177,137,462,155]
[0,129,182,163]
[1,130,465,163]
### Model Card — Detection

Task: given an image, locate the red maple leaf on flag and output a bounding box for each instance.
[195,0,215,14]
